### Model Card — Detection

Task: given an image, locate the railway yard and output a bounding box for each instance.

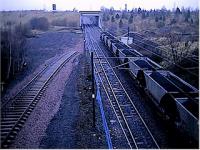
[1,11,199,149]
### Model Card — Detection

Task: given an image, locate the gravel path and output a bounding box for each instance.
[39,56,81,148]
[10,34,84,148]
[39,53,107,148]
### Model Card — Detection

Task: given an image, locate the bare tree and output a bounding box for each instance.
[166,33,192,64]
[1,21,29,83]
[6,22,12,80]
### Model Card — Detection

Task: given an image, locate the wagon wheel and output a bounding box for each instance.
[159,104,170,120]
[160,94,180,123]
[136,70,146,88]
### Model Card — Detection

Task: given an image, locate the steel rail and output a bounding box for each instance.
[91,24,161,143]
[1,51,78,148]
[85,25,160,148]
[1,54,67,109]
[92,26,160,148]
[89,33,137,148]
[85,26,134,148]
[94,63,133,149]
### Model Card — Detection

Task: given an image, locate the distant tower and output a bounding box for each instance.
[52,4,56,11]
[125,4,127,11]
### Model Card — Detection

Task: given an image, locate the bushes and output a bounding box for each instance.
[170,18,176,24]
[51,18,78,27]
[29,17,49,31]
[115,14,120,19]
[51,18,67,26]
[128,15,133,24]
[111,16,115,22]
[119,19,123,28]
[15,23,32,37]
[68,21,78,27]
[156,21,165,28]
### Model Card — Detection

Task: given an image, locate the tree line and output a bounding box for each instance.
[101,6,199,29]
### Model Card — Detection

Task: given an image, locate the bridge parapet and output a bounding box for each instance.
[79,11,102,28]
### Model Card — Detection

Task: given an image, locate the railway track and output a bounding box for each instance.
[1,51,78,148]
[84,25,159,149]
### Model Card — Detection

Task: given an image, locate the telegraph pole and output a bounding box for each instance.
[128,26,130,41]
[91,52,95,128]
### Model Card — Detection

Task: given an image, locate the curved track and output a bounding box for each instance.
[1,51,78,148]
[84,25,159,149]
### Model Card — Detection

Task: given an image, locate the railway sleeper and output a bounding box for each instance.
[1,127,13,133]
[13,102,31,106]
[1,120,17,125]
[6,108,25,112]
[15,97,35,100]
[11,104,29,109]
[19,96,36,99]
[1,111,22,115]
[23,93,38,96]
[1,117,19,121]
[1,124,15,130]
[2,114,21,118]
[14,100,32,104]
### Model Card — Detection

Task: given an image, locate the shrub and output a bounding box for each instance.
[29,17,49,31]
[142,12,146,19]
[170,18,176,24]
[68,21,78,27]
[138,7,142,14]
[162,16,166,22]
[115,14,120,19]
[1,23,29,82]
[128,16,133,24]
[184,10,191,22]
[15,23,32,37]
[156,21,165,28]
[155,16,159,22]
[119,19,123,28]
[122,11,128,19]
[106,15,110,21]
[102,13,110,22]
[175,7,181,14]
[111,16,115,22]
[51,18,67,26]
[51,18,78,27]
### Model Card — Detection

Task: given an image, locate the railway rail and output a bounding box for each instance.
[84,25,159,148]
[100,27,199,143]
[1,51,78,148]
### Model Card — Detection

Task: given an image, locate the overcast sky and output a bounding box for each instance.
[0,0,199,11]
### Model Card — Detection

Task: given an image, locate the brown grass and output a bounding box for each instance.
[0,10,80,28]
